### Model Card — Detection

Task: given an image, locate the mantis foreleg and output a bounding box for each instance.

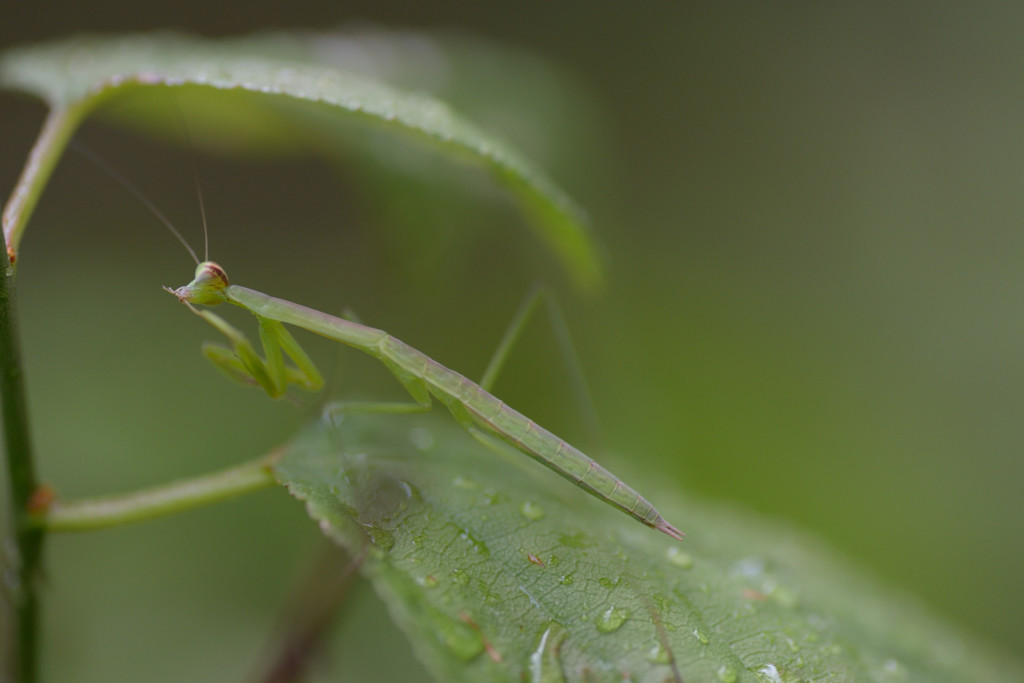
[188,306,323,399]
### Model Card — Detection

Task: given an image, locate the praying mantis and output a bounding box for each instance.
[166,262,684,541]
[79,141,684,541]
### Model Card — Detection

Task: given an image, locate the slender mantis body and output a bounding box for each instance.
[74,138,683,540]
[167,262,684,541]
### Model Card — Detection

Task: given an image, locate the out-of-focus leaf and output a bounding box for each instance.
[0,32,601,289]
[274,412,1022,682]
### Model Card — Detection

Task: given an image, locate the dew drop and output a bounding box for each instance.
[452,476,480,490]
[433,612,484,661]
[878,658,907,681]
[416,575,439,588]
[459,528,491,557]
[756,664,783,683]
[665,547,694,569]
[595,606,629,633]
[735,557,765,577]
[559,574,574,586]
[692,627,709,645]
[716,665,738,683]
[598,576,620,590]
[770,586,798,609]
[520,500,546,521]
[529,623,568,683]
[645,642,670,664]
[366,527,395,550]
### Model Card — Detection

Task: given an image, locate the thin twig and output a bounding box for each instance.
[249,541,369,683]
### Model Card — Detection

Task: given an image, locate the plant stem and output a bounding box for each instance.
[2,103,89,682]
[250,541,367,683]
[41,454,279,532]
[3,105,89,265]
[0,233,41,683]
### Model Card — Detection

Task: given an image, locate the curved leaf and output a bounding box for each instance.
[0,32,600,288]
[274,412,1023,682]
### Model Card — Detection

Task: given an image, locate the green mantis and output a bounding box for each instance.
[166,261,684,541]
[75,138,683,540]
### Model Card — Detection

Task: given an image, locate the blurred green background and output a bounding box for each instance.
[3,3,1024,681]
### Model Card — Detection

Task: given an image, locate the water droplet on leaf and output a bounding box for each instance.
[878,658,907,681]
[529,623,568,683]
[432,611,484,661]
[771,586,798,609]
[756,664,783,683]
[452,476,479,490]
[520,500,546,521]
[595,606,629,633]
[666,546,693,569]
[735,557,765,577]
[458,528,490,556]
[646,642,670,664]
[716,665,738,683]
[365,526,394,550]
[450,568,470,586]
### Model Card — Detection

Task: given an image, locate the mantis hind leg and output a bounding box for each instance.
[479,285,544,392]
[479,286,601,449]
[322,354,433,423]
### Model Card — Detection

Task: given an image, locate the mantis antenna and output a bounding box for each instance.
[167,97,210,263]
[71,140,201,265]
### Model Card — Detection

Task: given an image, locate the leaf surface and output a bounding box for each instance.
[274,412,1022,682]
[0,32,600,288]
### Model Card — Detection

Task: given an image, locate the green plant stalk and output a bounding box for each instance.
[41,454,279,532]
[1,102,90,682]
[2,105,90,264]
[0,229,41,683]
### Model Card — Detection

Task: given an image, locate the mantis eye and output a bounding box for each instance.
[193,261,229,289]
[166,261,229,305]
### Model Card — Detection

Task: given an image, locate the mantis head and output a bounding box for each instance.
[165,261,229,305]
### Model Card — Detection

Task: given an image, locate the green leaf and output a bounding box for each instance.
[274,412,1022,683]
[0,32,601,289]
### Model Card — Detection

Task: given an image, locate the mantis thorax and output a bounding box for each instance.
[166,261,229,305]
